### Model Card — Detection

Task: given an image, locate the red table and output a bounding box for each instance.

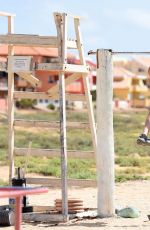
[0,187,48,230]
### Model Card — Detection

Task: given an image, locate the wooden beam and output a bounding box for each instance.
[74,18,86,66]
[32,206,55,212]
[83,75,97,154]
[67,39,77,49]
[0,32,78,49]
[8,15,15,184]
[0,34,58,47]
[14,91,49,100]
[47,73,82,96]
[13,91,86,101]
[14,148,94,159]
[26,177,97,187]
[14,120,90,129]
[17,72,40,87]
[0,12,15,17]
[55,12,69,219]
[74,17,97,154]
[65,93,86,101]
[37,63,89,73]
[96,49,115,217]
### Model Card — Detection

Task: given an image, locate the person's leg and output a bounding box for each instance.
[137,110,150,145]
[142,110,150,135]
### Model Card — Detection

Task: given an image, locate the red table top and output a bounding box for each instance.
[0,187,49,198]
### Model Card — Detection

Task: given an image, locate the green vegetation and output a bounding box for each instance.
[1,108,150,182]
[47,103,55,110]
[0,179,8,186]
[91,90,96,101]
[16,99,37,109]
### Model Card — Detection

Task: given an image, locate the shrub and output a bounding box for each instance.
[47,103,55,110]
[91,90,96,101]
[16,99,36,109]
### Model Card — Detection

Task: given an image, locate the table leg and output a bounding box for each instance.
[15,196,22,230]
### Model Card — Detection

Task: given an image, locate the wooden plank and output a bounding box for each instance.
[23,213,65,223]
[83,75,97,154]
[0,34,58,47]
[17,72,40,87]
[67,39,77,49]
[54,12,69,220]
[96,49,115,217]
[60,64,89,73]
[33,206,55,212]
[0,12,15,17]
[74,18,86,65]
[66,93,86,101]
[14,120,90,129]
[63,73,83,86]
[58,12,68,219]
[13,91,86,101]
[0,33,76,48]
[74,17,97,154]
[47,73,81,96]
[14,148,94,159]
[26,178,97,187]
[8,15,15,184]
[14,91,50,99]
[37,63,88,73]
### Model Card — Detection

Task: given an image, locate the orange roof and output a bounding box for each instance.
[113,81,129,89]
[0,45,58,57]
[133,57,150,68]
[113,67,133,89]
[113,66,135,78]
[0,46,95,66]
[0,45,77,61]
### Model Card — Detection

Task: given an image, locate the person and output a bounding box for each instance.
[137,112,150,145]
[137,67,150,146]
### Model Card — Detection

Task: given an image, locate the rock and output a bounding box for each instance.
[117,207,140,218]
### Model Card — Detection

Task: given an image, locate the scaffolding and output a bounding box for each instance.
[0,12,97,222]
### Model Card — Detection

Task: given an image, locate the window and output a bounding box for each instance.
[0,71,7,78]
[48,75,57,83]
[138,68,144,73]
[43,57,59,63]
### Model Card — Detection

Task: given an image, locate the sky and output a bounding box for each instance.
[1,0,150,61]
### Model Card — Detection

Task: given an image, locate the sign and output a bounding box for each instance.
[9,56,33,72]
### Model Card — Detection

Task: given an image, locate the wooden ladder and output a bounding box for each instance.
[3,12,97,221]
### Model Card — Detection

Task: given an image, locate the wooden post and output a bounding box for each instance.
[74,17,97,153]
[83,76,97,153]
[59,72,68,220]
[55,12,68,221]
[8,15,15,184]
[96,49,115,217]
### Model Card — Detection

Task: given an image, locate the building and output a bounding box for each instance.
[0,45,96,111]
[113,66,148,108]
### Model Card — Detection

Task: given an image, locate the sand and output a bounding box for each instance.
[1,180,150,230]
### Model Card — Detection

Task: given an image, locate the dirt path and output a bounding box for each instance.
[0,180,149,229]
